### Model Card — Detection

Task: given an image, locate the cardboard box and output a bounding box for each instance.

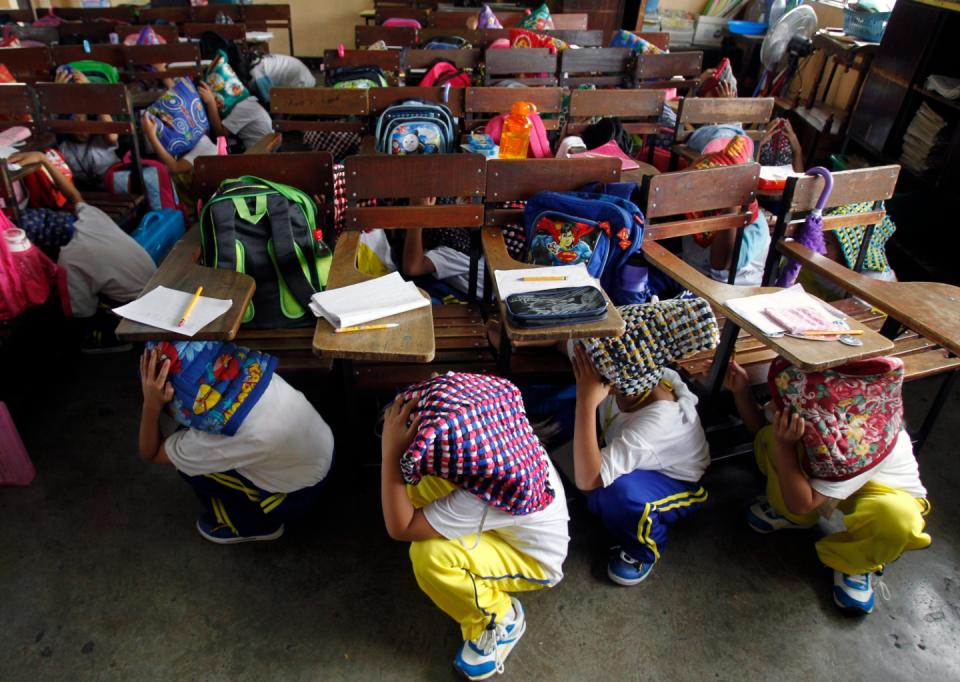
[694,16,727,47]
[664,27,695,47]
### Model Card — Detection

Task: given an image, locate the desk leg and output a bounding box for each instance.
[912,370,957,456]
[705,320,740,400]
[497,324,512,375]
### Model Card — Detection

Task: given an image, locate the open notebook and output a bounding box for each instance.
[726,285,848,336]
[309,272,430,329]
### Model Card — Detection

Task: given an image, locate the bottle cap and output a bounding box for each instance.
[511,101,532,117]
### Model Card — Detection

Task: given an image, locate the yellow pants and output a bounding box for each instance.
[755,427,931,574]
[407,476,552,641]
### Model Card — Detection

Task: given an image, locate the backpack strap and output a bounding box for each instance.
[263,193,321,305]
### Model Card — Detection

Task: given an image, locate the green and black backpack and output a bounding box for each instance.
[200,176,332,329]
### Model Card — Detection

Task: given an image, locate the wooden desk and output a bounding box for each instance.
[621,162,661,183]
[116,227,256,342]
[482,227,626,343]
[642,241,893,371]
[313,232,435,362]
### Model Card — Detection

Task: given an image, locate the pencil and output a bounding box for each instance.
[520,276,568,282]
[177,286,203,328]
[800,329,863,336]
[335,323,400,334]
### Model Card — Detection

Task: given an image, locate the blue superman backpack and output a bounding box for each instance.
[523,183,644,305]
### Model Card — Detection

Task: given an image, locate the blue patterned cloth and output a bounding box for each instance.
[19,208,77,260]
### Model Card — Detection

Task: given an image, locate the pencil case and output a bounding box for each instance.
[505,286,607,328]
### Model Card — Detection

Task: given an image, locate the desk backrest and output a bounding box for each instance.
[559,47,631,87]
[369,86,465,117]
[51,44,126,69]
[241,5,292,31]
[34,83,136,134]
[375,7,430,25]
[634,51,702,93]
[323,49,401,85]
[56,21,117,43]
[342,154,486,230]
[484,48,558,86]
[183,23,247,41]
[51,7,136,22]
[403,48,482,71]
[124,43,202,82]
[0,84,39,132]
[464,86,563,130]
[637,32,670,51]
[430,10,524,28]
[566,88,664,136]
[787,165,900,213]
[677,97,775,126]
[355,25,418,49]
[418,27,481,47]
[193,152,335,210]
[270,87,368,134]
[0,47,54,83]
[115,24,181,44]
[192,5,243,23]
[552,13,590,30]
[138,7,192,25]
[549,29,605,47]
[0,9,34,23]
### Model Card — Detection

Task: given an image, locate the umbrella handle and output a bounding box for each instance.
[805,166,833,212]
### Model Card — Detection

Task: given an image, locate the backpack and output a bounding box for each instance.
[523,186,644,305]
[485,109,551,158]
[23,148,73,210]
[420,59,472,87]
[105,152,185,215]
[375,99,457,154]
[422,35,471,50]
[199,176,332,328]
[326,65,388,89]
[130,209,187,264]
[581,117,636,158]
[382,17,421,28]
[146,77,209,157]
[59,60,119,84]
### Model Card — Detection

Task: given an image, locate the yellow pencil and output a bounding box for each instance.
[334,323,399,334]
[800,329,863,336]
[177,286,203,327]
[520,276,568,282]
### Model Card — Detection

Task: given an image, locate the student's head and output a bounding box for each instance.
[768,356,905,481]
[581,297,719,397]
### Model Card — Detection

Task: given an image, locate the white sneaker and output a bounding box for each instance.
[746,497,816,534]
[833,570,878,614]
[453,598,526,680]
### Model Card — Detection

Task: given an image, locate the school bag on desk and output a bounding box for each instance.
[104,152,186,216]
[522,186,644,305]
[199,176,332,329]
[326,65,389,89]
[374,99,457,154]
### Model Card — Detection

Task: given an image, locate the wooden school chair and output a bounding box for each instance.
[355,25,419,49]
[56,22,117,45]
[0,84,41,134]
[368,86,465,120]
[323,49,402,86]
[318,154,492,387]
[565,89,665,161]
[633,51,702,94]
[0,9,35,24]
[190,151,336,371]
[182,23,248,42]
[417,27,481,48]
[480,157,627,376]
[241,4,295,55]
[269,87,369,155]
[429,10,525,28]
[33,82,147,230]
[559,47,632,88]
[50,7,137,23]
[552,14,590,30]
[137,7,192,26]
[670,97,775,169]
[637,32,670,51]
[464,86,564,132]
[191,5,243,24]
[483,48,558,86]
[548,30,605,47]
[50,44,126,72]
[123,43,203,85]
[0,47,54,84]
[374,7,430,26]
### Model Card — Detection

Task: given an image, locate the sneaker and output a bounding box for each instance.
[453,597,526,681]
[832,570,876,614]
[746,497,816,534]
[195,513,284,545]
[80,328,132,355]
[607,548,655,586]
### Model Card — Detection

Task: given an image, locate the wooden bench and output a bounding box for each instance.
[671,96,775,169]
[559,47,632,87]
[269,87,368,160]
[323,49,402,86]
[484,48,558,86]
[355,25,419,49]
[633,51,702,93]
[565,87,664,137]
[0,47,54,84]
[464,86,564,131]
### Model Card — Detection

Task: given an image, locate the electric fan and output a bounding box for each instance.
[754,5,818,97]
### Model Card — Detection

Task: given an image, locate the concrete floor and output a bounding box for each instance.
[2,350,959,681]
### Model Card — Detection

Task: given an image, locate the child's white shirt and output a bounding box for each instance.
[57,202,156,317]
[598,368,710,486]
[164,374,335,493]
[422,461,570,583]
[425,246,486,298]
[181,135,219,165]
[222,97,274,150]
[251,54,316,88]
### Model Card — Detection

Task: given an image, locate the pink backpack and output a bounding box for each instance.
[0,401,34,486]
[105,152,184,215]
[383,17,422,28]
[485,109,551,158]
[421,60,472,87]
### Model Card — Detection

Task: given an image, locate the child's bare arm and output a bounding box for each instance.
[571,343,609,491]
[402,228,437,277]
[140,112,192,175]
[9,151,83,207]
[722,360,766,434]
[197,82,227,139]
[773,409,825,515]
[380,398,441,541]
[709,228,737,271]
[138,349,173,466]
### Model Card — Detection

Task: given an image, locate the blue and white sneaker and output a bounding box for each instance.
[453,597,526,680]
[607,548,655,586]
[746,497,816,534]
[833,570,876,614]
[196,513,284,545]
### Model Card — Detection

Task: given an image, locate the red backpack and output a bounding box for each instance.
[420,59,472,88]
[23,148,74,210]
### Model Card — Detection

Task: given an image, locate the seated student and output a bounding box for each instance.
[680,135,771,286]
[569,298,717,585]
[198,80,273,153]
[138,342,334,544]
[9,151,155,352]
[54,68,120,190]
[380,373,569,681]
[139,108,218,213]
[248,53,316,102]
[401,198,485,301]
[724,357,931,615]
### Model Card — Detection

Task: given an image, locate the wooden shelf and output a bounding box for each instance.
[912,85,960,113]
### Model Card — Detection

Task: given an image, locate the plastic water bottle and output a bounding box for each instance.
[498,101,533,160]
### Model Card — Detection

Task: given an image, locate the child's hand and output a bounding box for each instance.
[721,360,751,394]
[572,342,610,408]
[55,68,72,84]
[381,398,421,459]
[715,79,736,98]
[71,70,89,84]
[197,81,217,108]
[773,409,805,447]
[8,151,47,168]
[411,196,437,207]
[140,349,173,410]
[140,111,157,139]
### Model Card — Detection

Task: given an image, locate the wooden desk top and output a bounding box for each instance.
[482,227,626,342]
[620,162,661,182]
[116,227,256,342]
[313,231,436,362]
[642,241,894,371]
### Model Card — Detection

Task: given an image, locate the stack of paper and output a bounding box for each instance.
[309,272,429,329]
[925,75,960,100]
[113,286,233,336]
[726,285,847,336]
[900,103,952,176]
[494,263,603,300]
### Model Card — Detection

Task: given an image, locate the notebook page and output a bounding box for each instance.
[113,286,233,336]
[308,272,430,329]
[494,263,603,300]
